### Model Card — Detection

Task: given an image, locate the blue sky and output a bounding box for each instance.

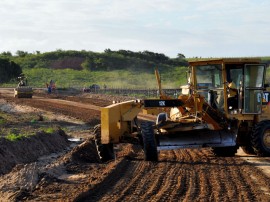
[0,0,269,58]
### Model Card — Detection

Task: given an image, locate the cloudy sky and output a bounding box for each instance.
[0,0,269,58]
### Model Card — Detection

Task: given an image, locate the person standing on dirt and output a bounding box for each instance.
[46,82,52,94]
[48,86,52,94]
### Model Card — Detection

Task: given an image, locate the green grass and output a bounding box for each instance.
[0,117,6,125]
[4,127,56,141]
[43,127,55,134]
[1,58,269,89]
[5,133,28,141]
[1,67,188,89]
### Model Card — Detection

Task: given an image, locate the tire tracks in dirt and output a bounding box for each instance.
[77,148,270,201]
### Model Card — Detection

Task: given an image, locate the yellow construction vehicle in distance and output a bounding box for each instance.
[14,73,33,98]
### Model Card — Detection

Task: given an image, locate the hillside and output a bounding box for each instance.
[1,50,270,89]
[1,49,187,71]
[0,50,188,88]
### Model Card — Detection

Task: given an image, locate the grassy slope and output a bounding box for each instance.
[2,66,188,89]
[3,65,269,89]
[2,56,269,89]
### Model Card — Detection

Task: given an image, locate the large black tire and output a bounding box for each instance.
[141,121,158,161]
[251,120,270,157]
[211,146,238,157]
[241,132,256,155]
[241,145,256,155]
[93,124,114,162]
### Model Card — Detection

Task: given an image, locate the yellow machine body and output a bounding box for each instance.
[14,74,33,98]
[99,58,270,158]
[14,87,33,98]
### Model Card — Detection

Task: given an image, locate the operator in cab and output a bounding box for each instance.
[227,78,238,110]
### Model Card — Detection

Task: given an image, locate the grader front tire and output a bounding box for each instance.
[141,121,158,161]
[94,124,114,162]
[211,146,238,157]
[241,145,255,155]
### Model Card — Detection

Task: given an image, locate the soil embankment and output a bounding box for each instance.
[0,130,68,175]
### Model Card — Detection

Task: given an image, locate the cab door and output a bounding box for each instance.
[243,64,266,114]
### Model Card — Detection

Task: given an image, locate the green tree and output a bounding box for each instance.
[16,50,28,57]
[0,58,22,83]
[177,53,185,59]
[0,51,12,57]
[81,57,92,71]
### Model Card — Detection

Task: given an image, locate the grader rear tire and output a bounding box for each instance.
[141,121,158,161]
[94,124,114,162]
[211,146,238,157]
[240,131,256,155]
[241,145,255,155]
[251,120,270,157]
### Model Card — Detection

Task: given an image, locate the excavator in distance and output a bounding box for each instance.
[94,58,270,161]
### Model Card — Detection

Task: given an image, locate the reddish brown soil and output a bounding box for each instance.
[50,57,84,70]
[0,89,270,201]
[0,130,69,175]
[3,95,103,124]
[75,149,270,202]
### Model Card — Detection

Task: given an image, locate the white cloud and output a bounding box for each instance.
[0,0,269,57]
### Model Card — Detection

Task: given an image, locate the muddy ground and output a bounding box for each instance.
[0,88,270,201]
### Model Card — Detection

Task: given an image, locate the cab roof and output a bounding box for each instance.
[188,57,261,66]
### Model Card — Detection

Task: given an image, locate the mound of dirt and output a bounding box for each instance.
[0,129,69,175]
[50,57,84,70]
[63,138,100,163]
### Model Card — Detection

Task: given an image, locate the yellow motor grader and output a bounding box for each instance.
[94,58,270,161]
[14,74,33,98]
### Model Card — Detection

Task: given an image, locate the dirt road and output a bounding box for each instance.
[76,149,270,202]
[0,89,270,201]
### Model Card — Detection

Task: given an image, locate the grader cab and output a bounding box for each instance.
[94,58,270,162]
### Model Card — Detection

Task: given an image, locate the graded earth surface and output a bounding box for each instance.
[0,88,270,202]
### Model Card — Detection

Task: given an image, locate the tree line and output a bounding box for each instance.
[0,49,188,71]
[0,58,22,83]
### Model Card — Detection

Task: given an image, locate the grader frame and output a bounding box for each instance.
[95,58,270,161]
